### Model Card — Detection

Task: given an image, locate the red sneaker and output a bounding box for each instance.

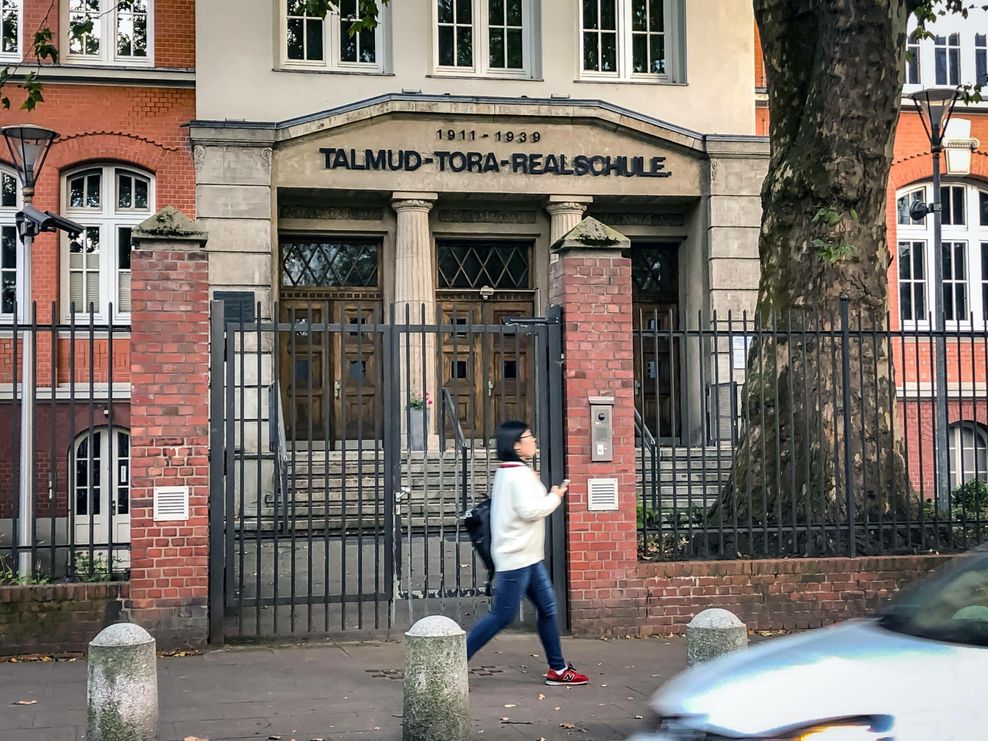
[544,664,589,686]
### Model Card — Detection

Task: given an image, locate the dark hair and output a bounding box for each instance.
[495,420,529,462]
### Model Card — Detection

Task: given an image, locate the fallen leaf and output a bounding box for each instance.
[635,715,644,720]
[14,700,37,706]
[560,722,577,729]
[601,684,608,687]
[501,717,510,722]
[184,737,208,741]
[504,704,516,708]
[554,706,561,711]
[537,693,546,701]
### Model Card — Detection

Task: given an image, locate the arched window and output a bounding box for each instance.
[895,182,988,327]
[948,421,988,491]
[72,426,130,547]
[0,165,19,319]
[62,164,154,320]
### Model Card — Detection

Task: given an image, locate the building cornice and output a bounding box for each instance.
[3,63,194,88]
[190,93,770,157]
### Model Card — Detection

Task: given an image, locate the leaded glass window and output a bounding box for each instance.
[629,245,679,299]
[437,241,531,290]
[281,239,380,288]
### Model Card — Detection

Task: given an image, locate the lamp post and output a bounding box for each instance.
[909,87,961,512]
[2,124,58,577]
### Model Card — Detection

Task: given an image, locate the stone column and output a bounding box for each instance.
[126,207,210,647]
[548,217,639,637]
[546,196,593,246]
[392,193,438,444]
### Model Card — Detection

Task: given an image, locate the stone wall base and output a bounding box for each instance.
[122,599,208,650]
[570,554,955,637]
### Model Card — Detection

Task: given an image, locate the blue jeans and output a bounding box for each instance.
[466,560,566,671]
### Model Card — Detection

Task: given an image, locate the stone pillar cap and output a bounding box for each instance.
[551,216,630,254]
[406,615,465,637]
[688,608,745,629]
[132,206,208,246]
[90,623,155,647]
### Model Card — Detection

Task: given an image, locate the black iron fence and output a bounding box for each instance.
[0,304,131,584]
[209,301,565,639]
[636,299,988,561]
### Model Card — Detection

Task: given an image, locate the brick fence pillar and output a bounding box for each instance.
[548,217,640,637]
[125,206,210,647]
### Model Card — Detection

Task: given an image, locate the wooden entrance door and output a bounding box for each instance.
[437,297,534,440]
[279,297,382,445]
[630,244,680,440]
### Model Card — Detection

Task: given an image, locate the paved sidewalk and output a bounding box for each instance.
[0,634,686,740]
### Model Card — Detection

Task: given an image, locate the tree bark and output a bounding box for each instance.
[710,0,916,557]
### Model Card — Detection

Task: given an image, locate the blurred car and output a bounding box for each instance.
[630,549,988,741]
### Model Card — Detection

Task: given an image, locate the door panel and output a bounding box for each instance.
[73,427,131,562]
[280,301,330,440]
[633,304,680,439]
[333,300,383,443]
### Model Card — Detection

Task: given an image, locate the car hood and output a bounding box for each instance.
[651,619,985,738]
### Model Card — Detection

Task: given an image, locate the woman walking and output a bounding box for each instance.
[466,420,589,686]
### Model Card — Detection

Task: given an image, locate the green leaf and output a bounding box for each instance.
[850,208,858,220]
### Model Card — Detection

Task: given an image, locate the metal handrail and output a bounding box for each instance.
[268,380,291,531]
[634,407,657,451]
[440,387,471,512]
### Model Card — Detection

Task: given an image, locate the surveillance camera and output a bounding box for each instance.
[908,200,932,222]
[16,204,85,239]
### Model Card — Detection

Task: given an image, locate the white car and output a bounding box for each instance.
[631,550,988,741]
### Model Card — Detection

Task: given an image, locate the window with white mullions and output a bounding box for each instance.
[977,33,987,86]
[948,422,988,491]
[631,0,664,74]
[0,170,17,319]
[488,0,523,70]
[286,0,324,62]
[896,183,988,328]
[942,240,969,322]
[907,38,922,85]
[438,0,474,68]
[1,0,20,58]
[581,0,680,81]
[898,240,927,323]
[339,0,376,64]
[67,0,101,56]
[115,0,148,59]
[62,165,153,321]
[64,0,152,64]
[935,32,961,86]
[582,0,617,73]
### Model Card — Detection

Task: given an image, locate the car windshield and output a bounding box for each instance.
[879,553,988,647]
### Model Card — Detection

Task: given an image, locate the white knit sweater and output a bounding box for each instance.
[489,462,562,572]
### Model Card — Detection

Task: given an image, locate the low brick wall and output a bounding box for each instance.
[0,582,128,655]
[571,555,955,637]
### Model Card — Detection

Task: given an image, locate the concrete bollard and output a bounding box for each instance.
[686,608,748,667]
[87,623,158,741]
[403,615,470,741]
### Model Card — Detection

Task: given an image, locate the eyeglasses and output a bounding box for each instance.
[519,432,535,441]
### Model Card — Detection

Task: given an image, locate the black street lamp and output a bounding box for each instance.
[1,124,58,577]
[909,86,962,512]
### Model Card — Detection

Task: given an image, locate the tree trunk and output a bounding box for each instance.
[710,0,916,557]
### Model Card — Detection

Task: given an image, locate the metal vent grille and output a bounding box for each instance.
[153,486,189,522]
[587,478,619,511]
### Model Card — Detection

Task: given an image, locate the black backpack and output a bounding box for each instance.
[463,497,495,593]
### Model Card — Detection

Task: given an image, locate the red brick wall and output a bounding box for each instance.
[0,582,128,655]
[548,246,639,635]
[125,236,209,647]
[619,555,953,637]
[0,402,131,518]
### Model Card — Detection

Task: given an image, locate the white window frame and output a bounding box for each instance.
[432,0,537,79]
[948,421,988,491]
[0,0,21,62]
[280,0,389,73]
[0,166,20,322]
[896,182,988,329]
[904,10,988,95]
[61,164,155,323]
[62,0,154,67]
[578,0,683,83]
[71,425,131,551]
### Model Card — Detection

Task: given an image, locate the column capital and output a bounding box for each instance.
[392,192,438,213]
[546,195,592,216]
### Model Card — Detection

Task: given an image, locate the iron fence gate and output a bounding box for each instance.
[208,301,565,642]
